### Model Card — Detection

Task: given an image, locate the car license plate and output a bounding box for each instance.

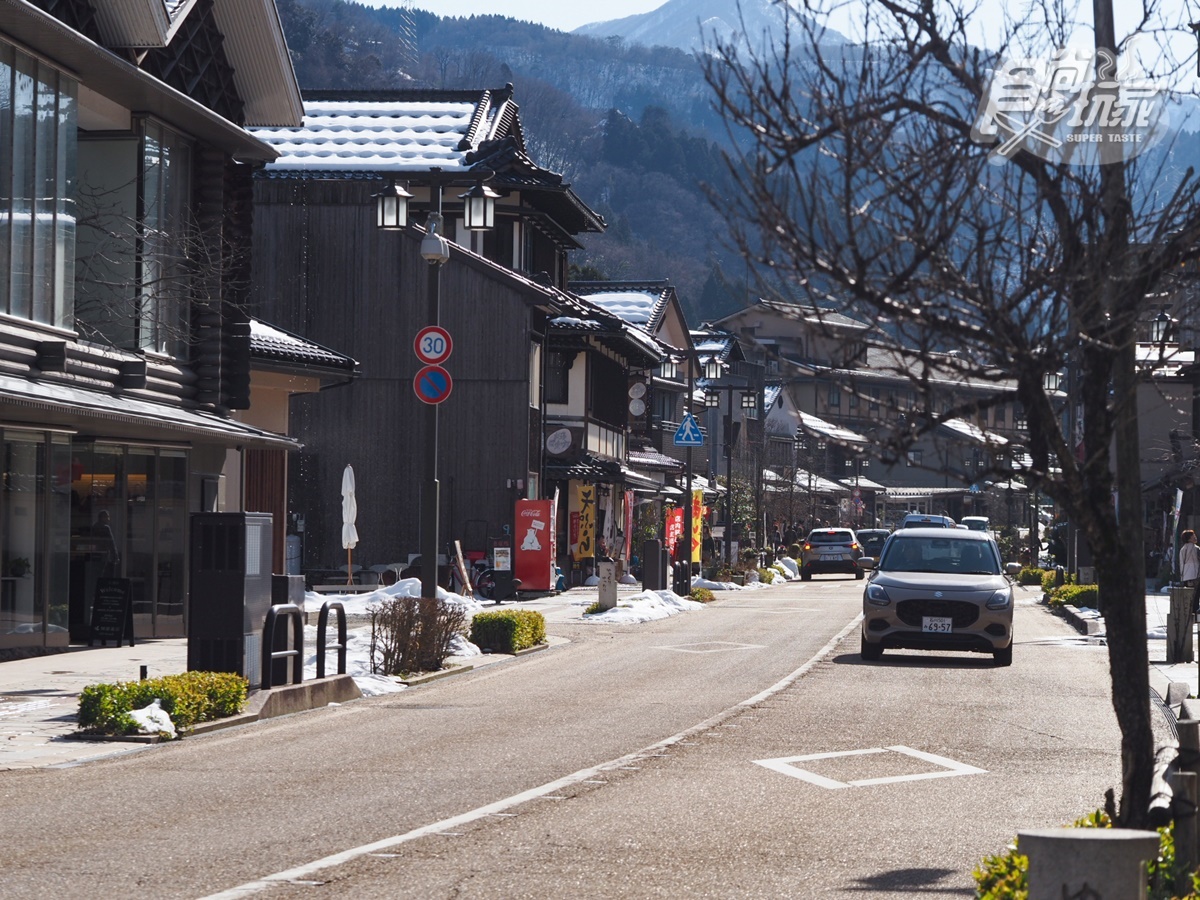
[820,553,843,560]
[922,616,953,633]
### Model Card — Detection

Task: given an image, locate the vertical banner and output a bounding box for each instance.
[665,506,683,557]
[514,499,555,591]
[624,490,634,562]
[571,481,596,561]
[691,489,704,563]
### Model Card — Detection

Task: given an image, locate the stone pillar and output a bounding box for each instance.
[1019,828,1160,900]
[598,559,617,611]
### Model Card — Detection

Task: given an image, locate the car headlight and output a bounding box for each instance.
[865,583,891,606]
[986,587,1012,610]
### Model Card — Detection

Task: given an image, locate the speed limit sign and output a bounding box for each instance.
[414,326,453,365]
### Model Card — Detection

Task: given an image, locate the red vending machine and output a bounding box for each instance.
[514,499,556,591]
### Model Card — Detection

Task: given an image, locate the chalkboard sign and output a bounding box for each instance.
[89,577,134,647]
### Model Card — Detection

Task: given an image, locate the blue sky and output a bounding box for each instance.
[364,1,662,33]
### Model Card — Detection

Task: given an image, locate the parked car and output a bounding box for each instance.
[900,513,956,529]
[859,528,1015,666]
[960,516,995,538]
[800,528,863,581]
[855,528,891,559]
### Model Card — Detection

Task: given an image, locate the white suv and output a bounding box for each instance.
[900,513,956,529]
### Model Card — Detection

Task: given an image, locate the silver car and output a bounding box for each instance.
[860,528,1015,666]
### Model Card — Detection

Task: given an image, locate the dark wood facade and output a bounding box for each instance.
[252,178,559,571]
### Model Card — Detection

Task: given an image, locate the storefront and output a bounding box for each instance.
[0,392,294,653]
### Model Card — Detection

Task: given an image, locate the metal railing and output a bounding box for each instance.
[316,600,348,679]
[261,604,304,690]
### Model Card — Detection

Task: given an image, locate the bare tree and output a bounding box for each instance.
[702,0,1200,826]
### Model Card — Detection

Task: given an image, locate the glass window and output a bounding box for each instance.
[907,450,922,467]
[0,433,42,641]
[0,41,76,326]
[827,383,840,408]
[73,117,191,353]
[546,351,570,404]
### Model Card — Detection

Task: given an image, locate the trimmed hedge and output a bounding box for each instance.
[1047,582,1099,609]
[78,671,249,738]
[1016,567,1046,586]
[470,609,546,654]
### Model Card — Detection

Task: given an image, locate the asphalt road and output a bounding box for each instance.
[0,579,1122,899]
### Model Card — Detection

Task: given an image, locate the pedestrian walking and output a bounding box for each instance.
[1180,530,1200,612]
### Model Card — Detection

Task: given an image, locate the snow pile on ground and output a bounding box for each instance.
[301,578,486,696]
[577,589,703,624]
[129,698,177,738]
[691,575,745,591]
[776,556,800,578]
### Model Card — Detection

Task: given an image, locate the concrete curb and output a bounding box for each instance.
[401,642,549,685]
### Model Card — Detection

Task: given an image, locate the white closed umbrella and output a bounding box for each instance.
[342,465,359,584]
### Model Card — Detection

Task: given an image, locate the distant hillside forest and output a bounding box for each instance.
[275,0,750,322]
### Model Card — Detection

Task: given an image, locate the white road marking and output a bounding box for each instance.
[652,641,764,653]
[754,744,987,789]
[199,615,865,899]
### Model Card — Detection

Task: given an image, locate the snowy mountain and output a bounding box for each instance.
[573,0,846,54]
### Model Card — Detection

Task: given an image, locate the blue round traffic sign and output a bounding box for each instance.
[414,364,453,404]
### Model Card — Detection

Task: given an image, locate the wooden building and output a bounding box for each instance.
[250,88,615,574]
[0,0,308,650]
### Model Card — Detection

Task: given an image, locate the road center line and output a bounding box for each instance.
[199,614,864,899]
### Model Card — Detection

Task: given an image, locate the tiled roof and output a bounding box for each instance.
[628,444,683,471]
[250,320,357,372]
[570,280,673,330]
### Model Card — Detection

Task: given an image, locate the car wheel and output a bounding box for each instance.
[854,569,864,580]
[801,571,812,582]
[861,634,883,661]
[993,644,1013,667]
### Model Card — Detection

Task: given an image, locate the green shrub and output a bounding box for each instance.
[470,609,546,653]
[1048,583,1099,609]
[1040,568,1058,592]
[1016,567,1046,586]
[689,587,715,603]
[757,566,776,583]
[78,671,249,738]
[974,809,1200,900]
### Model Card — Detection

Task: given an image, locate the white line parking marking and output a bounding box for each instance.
[199,616,865,899]
[754,745,987,789]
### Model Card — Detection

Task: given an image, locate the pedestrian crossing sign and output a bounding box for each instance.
[674,413,704,447]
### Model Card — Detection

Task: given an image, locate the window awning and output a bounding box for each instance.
[0,374,297,449]
[798,411,868,445]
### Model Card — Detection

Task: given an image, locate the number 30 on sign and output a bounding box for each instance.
[414,326,452,365]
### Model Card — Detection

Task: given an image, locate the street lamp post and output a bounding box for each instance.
[704,358,756,565]
[375,169,494,599]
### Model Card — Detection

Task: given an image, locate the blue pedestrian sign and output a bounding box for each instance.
[673,412,704,447]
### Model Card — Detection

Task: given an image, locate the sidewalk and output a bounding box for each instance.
[0,585,623,770]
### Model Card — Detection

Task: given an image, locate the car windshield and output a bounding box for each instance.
[878,536,999,575]
[807,531,854,544]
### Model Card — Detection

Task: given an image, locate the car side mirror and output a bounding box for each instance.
[1005,562,1021,576]
[859,557,876,570]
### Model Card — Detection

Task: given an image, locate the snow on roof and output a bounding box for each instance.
[254,100,480,172]
[939,417,1009,446]
[581,291,658,326]
[798,411,868,445]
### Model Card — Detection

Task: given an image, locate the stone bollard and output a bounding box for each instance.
[597,559,617,611]
[1019,828,1160,900]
